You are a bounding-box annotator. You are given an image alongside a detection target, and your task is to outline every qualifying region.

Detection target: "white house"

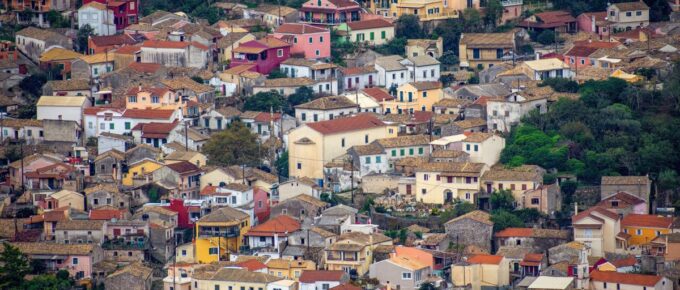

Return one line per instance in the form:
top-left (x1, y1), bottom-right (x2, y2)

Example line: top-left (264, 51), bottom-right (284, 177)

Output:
top-left (202, 184), bottom-right (253, 207)
top-left (37, 96), bottom-right (91, 125)
top-left (375, 55), bottom-right (409, 89)
top-left (299, 271), bottom-right (349, 290)
top-left (340, 66), bottom-right (378, 92)
top-left (343, 91), bottom-right (383, 114)
top-left (401, 55), bottom-right (441, 83)
top-left (279, 58), bottom-right (339, 94)
top-left (83, 107), bottom-right (181, 139)
top-left (77, 2), bottom-right (116, 36)
top-left (275, 177), bottom-right (321, 203)
top-left (15, 27), bottom-right (72, 64)
top-left (294, 95), bottom-right (358, 123)
top-left (461, 132), bottom-right (505, 167)
top-left (140, 40), bottom-right (210, 69)
top-left (486, 93), bottom-right (548, 132)
top-left (348, 143), bottom-right (389, 177)
top-left (200, 107), bottom-right (241, 131)
top-left (98, 132), bottom-right (132, 154)
top-left (240, 111), bottom-right (296, 142)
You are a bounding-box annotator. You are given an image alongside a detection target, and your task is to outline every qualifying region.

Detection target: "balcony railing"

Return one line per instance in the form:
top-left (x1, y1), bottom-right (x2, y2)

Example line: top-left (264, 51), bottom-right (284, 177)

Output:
top-left (327, 254), bottom-right (362, 262)
top-left (198, 229), bottom-right (240, 238)
top-left (574, 234), bottom-right (603, 239)
top-left (102, 237), bottom-right (148, 250)
top-left (299, 17), bottom-right (360, 24)
top-left (501, 0), bottom-right (523, 6)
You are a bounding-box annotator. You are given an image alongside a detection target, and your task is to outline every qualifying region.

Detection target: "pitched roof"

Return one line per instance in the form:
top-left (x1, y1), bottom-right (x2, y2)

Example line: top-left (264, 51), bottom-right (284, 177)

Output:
top-left (198, 207), bottom-right (249, 223)
top-left (90, 34), bottom-right (138, 47)
top-left (165, 161), bottom-right (201, 174)
top-left (299, 270), bottom-right (346, 283)
top-left (350, 143), bottom-right (383, 156)
top-left (122, 109), bottom-right (176, 119)
top-left (132, 121), bottom-right (178, 138)
top-left (162, 77), bottom-right (213, 93)
top-left (16, 27), bottom-right (66, 41)
top-left (460, 33), bottom-right (515, 48)
top-left (408, 81), bottom-right (442, 91)
top-left (590, 270), bottom-right (661, 286)
top-left (287, 194), bottom-right (328, 207)
top-left (445, 210), bottom-right (493, 226)
top-left (142, 40), bottom-right (191, 49)
top-left (481, 165), bottom-right (543, 182)
top-left (89, 208), bottom-right (126, 220)
top-left (362, 87), bottom-right (394, 101)
top-left (572, 206), bottom-right (620, 223)
top-left (347, 18), bottom-right (393, 30)
top-left (598, 191), bottom-right (646, 207)
top-left (467, 254), bottom-right (503, 265)
top-left (523, 58), bottom-right (570, 71)
top-left (246, 215), bottom-right (301, 236)
top-left (236, 259), bottom-right (268, 271)
top-left (199, 268), bottom-right (283, 283)
top-left (376, 134), bottom-right (430, 148)
top-left (452, 117), bottom-right (487, 129)
top-left (296, 96), bottom-right (356, 110)
top-left (406, 55), bottom-right (440, 66)
top-left (612, 1), bottom-right (649, 11)
top-left (621, 214), bottom-right (673, 229)
top-left (107, 262), bottom-right (153, 280)
top-left (495, 228), bottom-right (570, 239)
top-left (40, 47), bottom-right (83, 62)
top-left (262, 77), bottom-right (316, 87)
top-left (565, 45), bottom-right (600, 58)
top-left (46, 79), bottom-right (90, 91)
top-left (340, 66), bottom-right (377, 76)
top-left (306, 113), bottom-right (384, 135)
top-left (276, 23), bottom-right (328, 34)
top-left (389, 255), bottom-right (428, 270)
top-left (601, 175), bottom-right (649, 185)
top-left (9, 242), bottom-right (96, 256)
top-left (56, 219), bottom-right (105, 230)
top-left (37, 96), bottom-right (88, 107)
top-left (330, 284), bottom-right (361, 290)
top-left (127, 62), bottom-right (162, 73)
top-left (415, 162), bottom-right (485, 175)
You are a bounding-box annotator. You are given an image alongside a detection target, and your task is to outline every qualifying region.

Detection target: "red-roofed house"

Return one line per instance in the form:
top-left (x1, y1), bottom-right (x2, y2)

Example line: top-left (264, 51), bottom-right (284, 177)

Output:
top-left (288, 113), bottom-right (393, 180)
top-left (231, 36), bottom-right (292, 74)
top-left (237, 259), bottom-right (268, 273)
top-left (621, 214), bottom-right (674, 246)
top-left (589, 270), bottom-right (671, 290)
top-left (299, 0), bottom-right (362, 26)
top-left (494, 227), bottom-right (570, 252)
top-left (518, 10), bottom-right (577, 33)
top-left (597, 191), bottom-right (647, 215)
top-left (140, 40), bottom-right (209, 69)
top-left (519, 253), bottom-right (545, 277)
top-left (245, 215), bottom-right (301, 250)
top-left (253, 187), bottom-right (271, 223)
top-left (572, 206), bottom-right (621, 257)
top-left (564, 45), bottom-right (600, 68)
top-left (299, 270), bottom-right (349, 290)
top-left (125, 86), bottom-right (182, 111)
top-left (83, 107), bottom-right (180, 139)
top-left (83, 0), bottom-right (140, 31)
top-left (362, 87), bottom-right (394, 102)
top-left (452, 254), bottom-right (510, 289)
top-left (273, 23), bottom-right (330, 59)
top-left (131, 121), bottom-right (180, 148)
top-left (87, 34), bottom-right (139, 54)
top-left (341, 66), bottom-right (377, 91)
top-left (89, 207), bottom-right (127, 220)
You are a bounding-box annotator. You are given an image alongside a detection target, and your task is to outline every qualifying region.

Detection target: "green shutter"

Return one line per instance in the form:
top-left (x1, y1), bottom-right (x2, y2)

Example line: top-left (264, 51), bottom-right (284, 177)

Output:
top-left (381, 31), bottom-right (386, 39)
top-left (125, 122), bottom-right (131, 130)
top-left (409, 148), bottom-right (414, 155)
top-left (400, 149), bottom-right (405, 156)
top-left (109, 123), bottom-right (114, 130)
top-left (370, 32), bottom-right (374, 40)
top-left (391, 150), bottom-right (397, 157)
top-left (418, 147), bottom-right (424, 154)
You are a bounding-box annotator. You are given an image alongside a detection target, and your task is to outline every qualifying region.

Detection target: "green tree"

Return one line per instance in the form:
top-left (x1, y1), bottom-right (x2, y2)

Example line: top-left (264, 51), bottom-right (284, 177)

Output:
top-left (491, 210), bottom-right (523, 231)
top-left (288, 86), bottom-right (317, 111)
top-left (484, 0), bottom-right (504, 27)
top-left (659, 169), bottom-right (679, 193)
top-left (462, 8), bottom-right (483, 32)
top-left (0, 242), bottom-right (30, 289)
top-left (19, 73), bottom-right (47, 99)
top-left (275, 151), bottom-right (289, 178)
top-left (243, 91), bottom-right (287, 112)
top-left (433, 19), bottom-right (463, 52)
top-left (267, 69), bottom-right (287, 79)
top-left (395, 14), bottom-right (424, 39)
top-left (373, 37), bottom-right (408, 56)
top-left (202, 121), bottom-right (260, 167)
top-left (419, 282), bottom-right (437, 290)
top-left (490, 189), bottom-right (515, 211)
top-left (519, 44), bottom-right (534, 55)
top-left (537, 30), bottom-right (557, 45)
top-left (45, 10), bottom-right (69, 28)
top-left (540, 78), bottom-right (579, 93)
top-left (24, 273), bottom-right (73, 290)
top-left (76, 24), bottom-right (95, 54)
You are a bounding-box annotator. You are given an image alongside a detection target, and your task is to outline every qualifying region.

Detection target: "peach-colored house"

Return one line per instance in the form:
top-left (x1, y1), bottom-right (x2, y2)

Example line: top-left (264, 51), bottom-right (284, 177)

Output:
top-left (8, 153), bottom-right (62, 191)
top-left (9, 242), bottom-right (104, 280)
top-left (273, 23), bottom-right (330, 60)
top-left (126, 86), bottom-right (182, 110)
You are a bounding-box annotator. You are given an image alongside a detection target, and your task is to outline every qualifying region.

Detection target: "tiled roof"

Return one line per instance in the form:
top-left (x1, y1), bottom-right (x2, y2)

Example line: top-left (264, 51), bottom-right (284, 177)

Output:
top-left (132, 121), bottom-right (178, 138)
top-left (598, 191), bottom-right (646, 207)
top-left (415, 162), bottom-right (485, 174)
top-left (328, 0), bottom-right (360, 7)
top-left (611, 256), bottom-right (637, 268)
top-left (56, 220), bottom-right (105, 231)
top-left (0, 119), bottom-right (42, 128)
top-left (142, 40), bottom-right (191, 49)
top-left (16, 27), bottom-right (65, 41)
top-left (262, 77), bottom-right (316, 87)
top-left (162, 77), bottom-right (213, 93)
top-left (128, 62), bottom-right (162, 73)
top-left (533, 10), bottom-right (576, 25)
top-left (622, 214), bottom-right (673, 229)
top-left (481, 165), bottom-right (543, 182)
top-left (142, 206), bottom-right (177, 216)
top-left (296, 96), bottom-right (357, 110)
top-left (495, 227), bottom-right (569, 239)
top-left (431, 150), bottom-right (467, 158)
top-left (612, 1), bottom-right (649, 11)
top-left (376, 134), bottom-right (430, 148)
top-left (389, 255), bottom-right (428, 270)
top-left (123, 109), bottom-right (176, 119)
top-left (434, 98), bottom-right (470, 107)
top-left (445, 210), bottom-right (493, 226)
top-left (590, 270), bottom-right (661, 286)
top-left (467, 254), bottom-right (503, 265)
top-left (215, 106), bottom-right (242, 118)
top-left (406, 55), bottom-right (440, 66)
top-left (236, 259), bottom-right (268, 271)
top-left (306, 113), bottom-right (384, 135)
top-left (452, 118), bottom-right (487, 129)
top-left (199, 268), bottom-right (283, 283)
top-left (47, 79), bottom-right (90, 91)
top-left (37, 96), bottom-right (88, 107)
top-left (464, 132), bottom-right (494, 143)
top-left (347, 18), bottom-right (393, 30)
top-left (107, 262), bottom-right (153, 280)
top-left (330, 284), bottom-right (361, 290)
top-left (276, 23), bottom-right (328, 34)
top-left (299, 270), bottom-right (346, 283)
top-left (166, 161), bottom-right (201, 174)
top-left (362, 87), bottom-right (394, 101)
top-left (126, 86), bottom-right (169, 96)
top-left (350, 143), bottom-right (383, 155)
top-left (198, 207), bottom-right (249, 223)
top-left (288, 194), bottom-right (328, 208)
top-left (340, 66), bottom-right (377, 75)
top-left (39, 48), bottom-right (83, 62)
top-left (565, 45), bottom-right (600, 57)
top-left (409, 81), bottom-right (442, 91)
top-left (572, 206), bottom-right (619, 223)
top-left (89, 208), bottom-right (125, 220)
top-left (460, 33), bottom-right (515, 48)
top-left (247, 215), bottom-right (301, 236)
top-left (601, 175), bottom-right (649, 185)
top-left (90, 34), bottom-right (138, 47)
top-left (8, 242), bottom-right (96, 256)
top-left (375, 55), bottom-right (405, 71)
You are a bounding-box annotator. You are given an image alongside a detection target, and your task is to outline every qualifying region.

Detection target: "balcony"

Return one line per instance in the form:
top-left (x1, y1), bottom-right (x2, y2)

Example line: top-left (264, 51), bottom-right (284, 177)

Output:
top-left (574, 234), bottom-right (603, 239)
top-left (102, 237), bottom-right (148, 250)
top-left (299, 17), bottom-right (360, 25)
top-left (501, 0), bottom-right (523, 6)
top-left (198, 227), bottom-right (240, 238)
top-left (327, 253), bottom-right (362, 262)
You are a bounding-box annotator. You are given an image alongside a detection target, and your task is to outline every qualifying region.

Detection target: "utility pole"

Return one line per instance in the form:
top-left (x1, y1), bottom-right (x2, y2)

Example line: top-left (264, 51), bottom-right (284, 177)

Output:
top-left (349, 155), bottom-right (354, 204)
top-left (184, 121), bottom-right (189, 151)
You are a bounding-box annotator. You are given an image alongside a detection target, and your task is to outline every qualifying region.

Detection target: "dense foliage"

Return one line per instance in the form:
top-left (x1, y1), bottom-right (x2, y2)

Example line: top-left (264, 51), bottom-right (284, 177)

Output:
top-left (552, 0), bottom-right (670, 21)
top-left (140, 0), bottom-right (224, 24)
top-left (202, 121), bottom-right (260, 167)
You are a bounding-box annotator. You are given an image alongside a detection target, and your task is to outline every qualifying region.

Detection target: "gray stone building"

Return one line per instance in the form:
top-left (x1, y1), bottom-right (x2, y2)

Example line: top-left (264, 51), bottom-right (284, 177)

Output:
top-left (600, 175), bottom-right (651, 202)
top-left (104, 262), bottom-right (153, 290)
top-left (270, 194), bottom-right (329, 220)
top-left (443, 210), bottom-right (494, 251)
top-left (494, 228), bottom-right (571, 253)
top-left (84, 183), bottom-right (129, 210)
top-left (54, 220), bottom-right (107, 245)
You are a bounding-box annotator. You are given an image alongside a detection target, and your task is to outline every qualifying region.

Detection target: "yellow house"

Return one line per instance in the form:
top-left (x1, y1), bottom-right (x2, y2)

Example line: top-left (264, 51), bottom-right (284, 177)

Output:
top-left (288, 114), bottom-right (396, 181)
top-left (122, 158), bottom-right (164, 186)
top-left (325, 232), bottom-right (393, 276)
top-left (480, 164), bottom-right (545, 200)
top-left (415, 162), bottom-right (487, 204)
top-left (164, 150), bottom-right (207, 168)
top-left (451, 254), bottom-right (510, 290)
top-left (621, 214), bottom-right (673, 246)
top-left (216, 32), bottom-right (257, 62)
top-left (266, 258), bottom-right (316, 280)
top-left (195, 207), bottom-right (251, 264)
top-left (192, 267), bottom-right (284, 290)
top-left (459, 32), bottom-right (515, 69)
top-left (370, 0), bottom-right (470, 21)
top-left (383, 81), bottom-right (443, 114)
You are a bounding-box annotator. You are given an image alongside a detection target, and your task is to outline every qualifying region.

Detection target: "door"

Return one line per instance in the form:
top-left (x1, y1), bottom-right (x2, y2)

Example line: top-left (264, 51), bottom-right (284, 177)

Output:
top-left (406, 184), bottom-right (412, 195)
top-left (486, 184), bottom-right (492, 193)
top-left (347, 78), bottom-right (352, 90)
top-left (368, 75), bottom-right (373, 86)
top-left (113, 228), bottom-right (121, 237)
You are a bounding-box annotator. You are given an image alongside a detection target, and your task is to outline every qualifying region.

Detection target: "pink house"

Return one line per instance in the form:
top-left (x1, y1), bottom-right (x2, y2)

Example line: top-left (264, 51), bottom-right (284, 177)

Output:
top-left (231, 36), bottom-right (292, 75)
top-left (577, 12), bottom-right (610, 38)
top-left (11, 242), bottom-right (104, 280)
top-left (274, 23), bottom-right (331, 60)
top-left (299, 0), bottom-right (362, 26)
top-left (253, 187), bottom-right (271, 223)
top-left (563, 45), bottom-right (599, 68)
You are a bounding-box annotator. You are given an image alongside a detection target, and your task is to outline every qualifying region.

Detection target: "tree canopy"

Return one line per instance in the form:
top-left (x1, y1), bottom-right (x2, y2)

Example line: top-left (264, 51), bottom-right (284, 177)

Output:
top-left (202, 121), bottom-right (260, 167)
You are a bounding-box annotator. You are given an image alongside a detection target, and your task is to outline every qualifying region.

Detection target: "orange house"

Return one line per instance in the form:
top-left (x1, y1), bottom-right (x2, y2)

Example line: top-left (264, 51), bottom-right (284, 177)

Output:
top-left (621, 214), bottom-right (673, 246)
top-left (393, 245), bottom-right (452, 277)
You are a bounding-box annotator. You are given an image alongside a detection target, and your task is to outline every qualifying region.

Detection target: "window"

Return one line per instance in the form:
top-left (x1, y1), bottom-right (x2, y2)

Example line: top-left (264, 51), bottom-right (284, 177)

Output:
top-left (181, 250), bottom-right (187, 256)
top-left (370, 32), bottom-right (375, 40)
top-left (297, 163), bottom-right (301, 170)
top-left (421, 188), bottom-right (427, 194)
top-left (636, 11), bottom-right (642, 16)
top-left (381, 31), bottom-right (386, 39)
top-left (215, 286), bottom-right (220, 290)
top-left (128, 95), bottom-right (137, 103)
top-left (473, 48), bottom-right (480, 59)
top-left (423, 91), bottom-right (428, 98)
top-left (424, 174), bottom-right (429, 181)
top-left (319, 36), bottom-right (324, 43)
top-left (341, 138), bottom-right (345, 147)
top-left (301, 113), bottom-right (306, 121)
top-left (496, 49), bottom-right (503, 59)
top-left (418, 147), bottom-right (423, 154)
top-left (309, 37), bottom-right (313, 44)
top-left (100, 123), bottom-right (105, 130)
top-left (402, 272), bottom-right (412, 279)
top-left (125, 122), bottom-right (131, 130)
top-left (409, 148), bottom-right (414, 155)
top-left (365, 134), bottom-right (369, 143)
top-left (72, 257), bottom-right (79, 264)
top-left (626, 11), bottom-right (632, 17)
top-left (522, 184), bottom-right (527, 190)
top-left (391, 150), bottom-right (396, 157)
top-left (466, 144), bottom-right (470, 151)
top-left (277, 49), bottom-right (283, 57)
top-left (109, 123), bottom-right (114, 130)
top-left (400, 149), bottom-right (405, 156)
top-left (365, 157), bottom-right (371, 164)
top-left (316, 50), bottom-right (320, 56)
top-left (152, 95), bottom-right (160, 103)
top-left (209, 247), bottom-right (218, 255)
top-left (531, 198), bottom-right (539, 205)
top-left (376, 156), bottom-right (381, 163)
top-left (636, 229), bottom-right (642, 235)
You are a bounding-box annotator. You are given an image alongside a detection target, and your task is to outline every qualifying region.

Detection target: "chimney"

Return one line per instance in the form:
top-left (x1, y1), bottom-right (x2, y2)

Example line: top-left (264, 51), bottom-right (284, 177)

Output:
top-left (535, 52), bottom-right (540, 60)
top-left (574, 202), bottom-right (578, 215)
top-left (591, 15), bottom-right (596, 33)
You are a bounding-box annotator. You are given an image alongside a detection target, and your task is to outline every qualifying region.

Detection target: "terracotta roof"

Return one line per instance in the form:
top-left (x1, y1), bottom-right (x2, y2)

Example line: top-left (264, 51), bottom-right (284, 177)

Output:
top-left (467, 254), bottom-right (503, 265)
top-left (408, 81), bottom-right (442, 91)
top-left (452, 118), bottom-right (487, 129)
top-left (162, 77), bottom-right (213, 93)
top-left (128, 62), bottom-right (162, 73)
top-left (434, 98), bottom-right (470, 108)
top-left (601, 176), bottom-right (649, 185)
top-left (327, 0), bottom-right (360, 7)
top-left (340, 66), bottom-right (377, 75)
top-left (530, 10), bottom-right (576, 25)
top-left (126, 86), bottom-right (169, 96)
top-left (246, 215), bottom-right (301, 237)
top-left (389, 255), bottom-right (428, 270)
top-left (415, 162), bottom-right (485, 175)
top-left (296, 96), bottom-right (356, 110)
top-left (123, 109), bottom-right (176, 119)
top-left (598, 191), bottom-right (646, 207)
top-left (107, 262), bottom-right (153, 280)
top-left (362, 87), bottom-right (394, 101)
top-left (347, 18), bottom-right (393, 30)
top-left (330, 283), bottom-right (360, 290)
top-left (572, 206), bottom-right (620, 223)
top-left (56, 219), bottom-right (105, 231)
top-left (376, 135), bottom-right (430, 148)
top-left (166, 161), bottom-right (201, 174)
top-left (276, 23), bottom-right (328, 34)
top-left (565, 45), bottom-right (600, 57)
top-left (622, 214), bottom-right (673, 229)
top-left (262, 77), bottom-right (315, 87)
top-left (482, 165), bottom-right (543, 182)
top-left (236, 259), bottom-right (268, 271)
top-left (142, 40), bottom-right (191, 49)
top-left (9, 242), bottom-right (96, 256)
top-left (460, 33), bottom-right (515, 48)
top-left (299, 270), bottom-right (346, 283)
top-left (520, 253), bottom-right (544, 266)
top-left (40, 48), bottom-right (83, 62)
top-left (287, 194), bottom-right (328, 208)
top-left (612, 1), bottom-right (649, 11)
top-left (306, 113), bottom-right (384, 135)
top-left (16, 27), bottom-right (66, 41)
top-left (198, 268), bottom-right (283, 283)
top-left (132, 121), bottom-right (178, 138)
top-left (495, 227), bottom-right (569, 239)
top-left (464, 132), bottom-right (495, 143)
top-left (495, 227), bottom-right (534, 238)
top-left (431, 150), bottom-right (467, 158)
top-left (198, 207), bottom-right (249, 223)
top-left (350, 143), bottom-right (383, 156)
top-left (445, 210), bottom-right (493, 226)
top-left (90, 34), bottom-right (138, 47)
top-left (0, 119), bottom-right (42, 128)
top-left (89, 208), bottom-right (125, 220)
top-left (611, 256), bottom-right (637, 268)
top-left (590, 270), bottom-right (661, 286)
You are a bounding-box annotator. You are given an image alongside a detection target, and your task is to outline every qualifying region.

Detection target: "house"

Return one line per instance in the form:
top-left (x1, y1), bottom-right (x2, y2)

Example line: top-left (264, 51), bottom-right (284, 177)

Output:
top-left (39, 47), bottom-right (83, 79)
top-left (563, 45), bottom-right (601, 69)
top-left (459, 33), bottom-right (515, 70)
top-left (276, 177), bottom-right (322, 203)
top-left (415, 162), bottom-right (487, 204)
top-left (494, 227), bottom-right (571, 252)
top-left (243, 4), bottom-right (299, 28)
top-left (589, 270), bottom-right (672, 290)
top-left (55, 219), bottom-right (106, 245)
top-left (87, 34), bottom-right (139, 55)
top-left (451, 254), bottom-right (510, 290)
top-left (526, 276), bottom-right (575, 290)
top-left (7, 242), bottom-right (104, 280)
top-left (161, 77), bottom-right (215, 105)
top-left (43, 189), bottom-right (86, 212)
top-left (369, 256), bottom-right (431, 290)
top-left (406, 38), bottom-right (444, 59)
top-left (41, 79), bottom-right (91, 97)
top-left (8, 153), bottom-right (63, 190)
top-left (217, 32), bottom-right (257, 63)
top-left (78, 2), bottom-right (116, 36)
top-left (84, 183), bottom-right (129, 210)
top-left (191, 268), bottom-right (284, 290)
top-left (288, 113), bottom-right (395, 180)
top-left (123, 158), bottom-right (163, 186)
top-left (252, 77), bottom-right (322, 96)
top-left (85, 108), bottom-right (180, 140)
top-left (383, 81), bottom-right (443, 114)
top-left (340, 18), bottom-right (395, 46)
top-left (375, 55), bottom-right (409, 89)
top-left (3, 0), bottom-right (71, 27)
top-left (94, 149), bottom-right (125, 181)
top-left (104, 262), bottom-right (153, 290)
top-left (496, 58), bottom-right (574, 82)
top-left (649, 233), bottom-right (680, 262)
top-left (600, 175), bottom-right (651, 202)
top-left (481, 164), bottom-right (544, 200)
top-left (130, 121), bottom-right (180, 148)
top-left (444, 210), bottom-right (494, 251)
top-left (240, 111), bottom-right (296, 142)
top-left (340, 66), bottom-right (378, 92)
top-left (596, 191), bottom-right (647, 215)
top-left (295, 96), bottom-right (358, 123)
top-left (0, 119), bottom-right (44, 143)
top-left (446, 83), bottom-right (512, 102)
top-left (231, 36), bottom-right (292, 75)
top-left (459, 132), bottom-right (505, 167)
top-left (152, 161), bottom-right (203, 199)
top-left (266, 258), bottom-right (316, 280)
top-left (273, 23), bottom-right (330, 59)
top-left (15, 27), bottom-right (72, 63)
top-left (194, 207), bottom-right (251, 263)
top-left (393, 245), bottom-right (452, 278)
top-left (71, 52), bottom-right (115, 80)
top-left (299, 270), bottom-right (349, 290)
top-left (98, 132), bottom-right (132, 154)
top-left (200, 107), bottom-right (241, 130)
top-left (518, 10), bottom-right (577, 33)
top-left (572, 206), bottom-right (621, 257)
top-left (433, 98), bottom-right (469, 115)
top-left (325, 232), bottom-right (393, 275)
top-left (375, 134), bottom-right (430, 166)
top-left (245, 214), bottom-right (301, 250)
top-left (200, 183), bottom-right (253, 208)
top-left (83, 0), bottom-right (140, 31)
top-left (124, 86), bottom-right (178, 110)
top-left (165, 150), bottom-right (206, 168)
top-left (214, 65), bottom-right (262, 97)
top-left (521, 183), bottom-right (562, 215)
top-left (271, 194), bottom-right (328, 219)
top-left (620, 214), bottom-right (674, 247)
top-left (402, 55), bottom-right (441, 83)
top-left (606, 1), bottom-right (650, 31)
top-left (347, 143), bottom-right (389, 176)
top-left (140, 40), bottom-right (210, 69)
top-left (368, 0), bottom-right (469, 22)
top-left (344, 88), bottom-right (390, 114)
top-left (298, 0), bottom-right (362, 26)
top-left (577, 12), bottom-right (610, 37)
top-left (37, 96), bottom-right (90, 125)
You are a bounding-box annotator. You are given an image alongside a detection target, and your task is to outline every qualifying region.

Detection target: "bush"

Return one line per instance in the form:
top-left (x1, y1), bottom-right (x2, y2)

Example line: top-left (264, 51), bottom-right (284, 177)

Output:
top-left (537, 30), bottom-right (557, 45)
